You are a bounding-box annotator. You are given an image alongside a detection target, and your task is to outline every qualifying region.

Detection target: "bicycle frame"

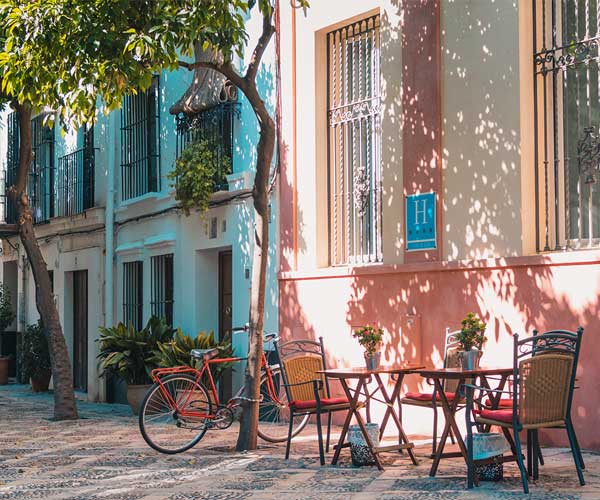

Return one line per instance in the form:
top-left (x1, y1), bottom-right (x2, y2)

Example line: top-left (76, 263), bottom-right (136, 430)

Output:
top-left (149, 350), bottom-right (284, 422)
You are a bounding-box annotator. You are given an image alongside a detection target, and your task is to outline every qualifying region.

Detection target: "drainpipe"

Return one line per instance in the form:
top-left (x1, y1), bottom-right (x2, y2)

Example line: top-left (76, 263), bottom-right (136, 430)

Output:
top-left (104, 112), bottom-right (116, 330)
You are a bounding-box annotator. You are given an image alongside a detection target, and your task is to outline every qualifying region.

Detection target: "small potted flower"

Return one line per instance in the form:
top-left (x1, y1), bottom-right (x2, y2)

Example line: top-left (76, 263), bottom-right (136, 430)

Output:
top-left (456, 312), bottom-right (487, 370)
top-left (353, 326), bottom-right (384, 370)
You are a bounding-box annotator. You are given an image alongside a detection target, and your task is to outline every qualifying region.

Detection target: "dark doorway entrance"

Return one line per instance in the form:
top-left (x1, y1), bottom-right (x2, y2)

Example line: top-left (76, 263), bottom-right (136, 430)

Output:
top-left (73, 270), bottom-right (88, 392)
top-left (218, 250), bottom-right (232, 403)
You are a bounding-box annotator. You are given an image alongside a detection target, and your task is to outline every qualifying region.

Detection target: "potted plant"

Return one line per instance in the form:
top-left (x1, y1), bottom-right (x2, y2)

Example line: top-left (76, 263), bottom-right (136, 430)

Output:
top-left (353, 326), bottom-right (384, 370)
top-left (97, 316), bottom-right (174, 414)
top-left (149, 327), bottom-right (234, 405)
top-left (20, 321), bottom-right (52, 392)
top-left (456, 312), bottom-right (487, 370)
top-left (0, 284), bottom-right (16, 385)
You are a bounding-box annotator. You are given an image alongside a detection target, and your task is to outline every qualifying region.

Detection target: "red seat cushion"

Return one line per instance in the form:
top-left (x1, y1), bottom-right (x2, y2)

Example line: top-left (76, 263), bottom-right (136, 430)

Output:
top-left (404, 391), bottom-right (458, 402)
top-left (484, 397), bottom-right (514, 408)
top-left (291, 397), bottom-right (349, 410)
top-left (476, 409), bottom-right (514, 423)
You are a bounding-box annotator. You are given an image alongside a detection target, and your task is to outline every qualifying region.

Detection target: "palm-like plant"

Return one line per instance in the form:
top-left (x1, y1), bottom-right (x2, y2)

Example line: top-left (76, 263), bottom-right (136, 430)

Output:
top-left (149, 328), bottom-right (234, 383)
top-left (97, 317), bottom-right (174, 385)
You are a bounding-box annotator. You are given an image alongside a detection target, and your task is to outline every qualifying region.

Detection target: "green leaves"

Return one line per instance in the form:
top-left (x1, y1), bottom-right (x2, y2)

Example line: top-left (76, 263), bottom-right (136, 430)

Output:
top-left (19, 320), bottom-right (51, 380)
top-left (353, 326), bottom-right (384, 356)
top-left (97, 316), bottom-right (175, 385)
top-left (457, 312), bottom-right (487, 351)
top-left (167, 138), bottom-right (232, 215)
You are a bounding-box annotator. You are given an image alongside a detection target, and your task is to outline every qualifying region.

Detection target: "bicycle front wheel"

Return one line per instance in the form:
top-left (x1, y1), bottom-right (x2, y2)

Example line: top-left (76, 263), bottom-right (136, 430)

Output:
top-left (139, 374), bottom-right (212, 454)
top-left (257, 367), bottom-right (309, 443)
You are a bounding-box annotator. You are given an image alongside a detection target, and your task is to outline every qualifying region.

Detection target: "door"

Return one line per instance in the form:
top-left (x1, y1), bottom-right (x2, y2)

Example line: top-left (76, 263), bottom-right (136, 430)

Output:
top-left (73, 270), bottom-right (88, 392)
top-left (218, 251), bottom-right (233, 402)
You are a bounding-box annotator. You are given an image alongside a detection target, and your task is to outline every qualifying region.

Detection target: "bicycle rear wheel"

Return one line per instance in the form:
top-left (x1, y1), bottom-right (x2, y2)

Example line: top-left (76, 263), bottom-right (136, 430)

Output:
top-left (257, 367), bottom-right (309, 443)
top-left (139, 374), bottom-right (212, 454)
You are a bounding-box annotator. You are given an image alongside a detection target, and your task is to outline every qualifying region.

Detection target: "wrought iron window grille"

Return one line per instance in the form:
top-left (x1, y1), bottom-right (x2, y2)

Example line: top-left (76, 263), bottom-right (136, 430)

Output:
top-left (150, 254), bottom-right (174, 327)
top-left (123, 261), bottom-right (143, 331)
top-left (120, 75), bottom-right (161, 201)
top-left (175, 100), bottom-right (239, 192)
top-left (533, 0), bottom-right (600, 251)
top-left (327, 14), bottom-right (383, 266)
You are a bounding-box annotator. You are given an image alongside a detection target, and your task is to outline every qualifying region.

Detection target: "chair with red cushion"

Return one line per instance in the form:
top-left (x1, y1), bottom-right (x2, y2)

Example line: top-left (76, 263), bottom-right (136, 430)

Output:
top-left (464, 328), bottom-right (585, 494)
top-left (274, 336), bottom-right (360, 465)
top-left (400, 328), bottom-right (463, 456)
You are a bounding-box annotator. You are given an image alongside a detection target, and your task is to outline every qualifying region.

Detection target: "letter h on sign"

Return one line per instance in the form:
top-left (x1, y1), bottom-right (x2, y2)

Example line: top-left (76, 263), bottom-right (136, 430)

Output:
top-left (406, 192), bottom-right (436, 251)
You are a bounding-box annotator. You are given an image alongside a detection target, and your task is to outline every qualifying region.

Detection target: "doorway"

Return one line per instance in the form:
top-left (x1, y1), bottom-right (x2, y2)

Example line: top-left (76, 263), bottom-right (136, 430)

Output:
top-left (218, 250), bottom-right (232, 402)
top-left (72, 270), bottom-right (88, 392)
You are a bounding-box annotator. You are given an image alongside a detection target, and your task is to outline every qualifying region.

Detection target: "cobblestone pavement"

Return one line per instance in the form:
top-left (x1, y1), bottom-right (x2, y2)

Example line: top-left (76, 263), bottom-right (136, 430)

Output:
top-left (0, 385), bottom-right (598, 499)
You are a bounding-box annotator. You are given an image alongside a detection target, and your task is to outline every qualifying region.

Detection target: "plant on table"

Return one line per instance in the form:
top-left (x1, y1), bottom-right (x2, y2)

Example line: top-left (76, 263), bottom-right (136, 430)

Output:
top-left (20, 320), bottom-right (52, 391)
top-left (353, 326), bottom-right (384, 369)
top-left (456, 313), bottom-right (487, 351)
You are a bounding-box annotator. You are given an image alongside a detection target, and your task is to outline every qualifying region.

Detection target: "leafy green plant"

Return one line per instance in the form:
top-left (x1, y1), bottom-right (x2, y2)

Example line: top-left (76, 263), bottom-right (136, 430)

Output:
top-left (149, 328), bottom-right (234, 383)
top-left (353, 326), bottom-right (384, 356)
top-left (20, 321), bottom-right (51, 380)
top-left (167, 138), bottom-right (232, 215)
top-left (97, 316), bottom-right (174, 385)
top-left (0, 283), bottom-right (15, 333)
top-left (456, 312), bottom-right (487, 351)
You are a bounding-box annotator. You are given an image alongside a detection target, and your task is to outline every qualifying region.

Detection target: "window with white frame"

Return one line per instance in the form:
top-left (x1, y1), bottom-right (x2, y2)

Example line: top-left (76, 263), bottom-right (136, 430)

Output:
top-left (327, 14), bottom-right (382, 265)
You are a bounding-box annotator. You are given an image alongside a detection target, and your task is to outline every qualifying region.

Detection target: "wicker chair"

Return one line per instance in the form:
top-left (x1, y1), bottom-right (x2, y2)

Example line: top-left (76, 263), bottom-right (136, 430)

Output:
top-left (400, 328), bottom-right (462, 456)
top-left (465, 328), bottom-right (584, 493)
top-left (274, 337), bottom-right (358, 465)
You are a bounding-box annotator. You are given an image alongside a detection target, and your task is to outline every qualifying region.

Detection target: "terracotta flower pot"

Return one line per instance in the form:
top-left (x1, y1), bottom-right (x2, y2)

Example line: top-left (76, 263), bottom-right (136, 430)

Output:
top-left (0, 356), bottom-right (9, 385)
top-left (127, 384), bottom-right (152, 415)
top-left (31, 371), bottom-right (52, 392)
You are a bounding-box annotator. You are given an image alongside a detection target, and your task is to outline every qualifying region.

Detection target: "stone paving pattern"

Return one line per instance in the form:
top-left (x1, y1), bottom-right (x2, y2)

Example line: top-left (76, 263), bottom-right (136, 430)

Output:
top-left (0, 385), bottom-right (598, 499)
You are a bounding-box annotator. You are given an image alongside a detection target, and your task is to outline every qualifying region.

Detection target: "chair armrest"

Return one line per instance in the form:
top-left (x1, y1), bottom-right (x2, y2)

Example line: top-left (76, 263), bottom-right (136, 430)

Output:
top-left (284, 379), bottom-right (323, 390)
top-left (462, 383), bottom-right (513, 395)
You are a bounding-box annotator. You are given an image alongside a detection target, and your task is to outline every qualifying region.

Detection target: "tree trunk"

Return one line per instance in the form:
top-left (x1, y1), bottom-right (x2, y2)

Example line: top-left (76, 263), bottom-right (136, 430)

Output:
top-left (236, 95), bottom-right (276, 451)
top-left (10, 104), bottom-right (78, 420)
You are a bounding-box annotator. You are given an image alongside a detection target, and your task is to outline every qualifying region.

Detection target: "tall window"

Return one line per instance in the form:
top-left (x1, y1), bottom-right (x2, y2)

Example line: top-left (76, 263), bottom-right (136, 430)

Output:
top-left (327, 15), bottom-right (382, 265)
top-left (534, 0), bottom-right (600, 250)
top-left (150, 254), bottom-right (174, 326)
top-left (120, 76), bottom-right (160, 200)
top-left (3, 112), bottom-right (19, 224)
top-left (31, 115), bottom-right (55, 222)
top-left (56, 126), bottom-right (95, 217)
top-left (123, 261), bottom-right (143, 330)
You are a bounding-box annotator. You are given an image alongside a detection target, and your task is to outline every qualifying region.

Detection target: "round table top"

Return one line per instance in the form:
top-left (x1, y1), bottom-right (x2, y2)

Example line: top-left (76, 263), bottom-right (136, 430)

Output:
top-left (318, 364), bottom-right (425, 378)
top-left (415, 366), bottom-right (513, 379)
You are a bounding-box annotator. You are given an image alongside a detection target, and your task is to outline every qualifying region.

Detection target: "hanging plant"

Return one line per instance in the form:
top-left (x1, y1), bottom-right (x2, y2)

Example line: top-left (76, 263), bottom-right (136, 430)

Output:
top-left (167, 138), bottom-right (232, 215)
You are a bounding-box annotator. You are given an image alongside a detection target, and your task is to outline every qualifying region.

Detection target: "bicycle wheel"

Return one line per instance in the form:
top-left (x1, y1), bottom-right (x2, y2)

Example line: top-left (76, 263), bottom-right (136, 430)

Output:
top-left (139, 374), bottom-right (212, 454)
top-left (257, 367), bottom-right (309, 443)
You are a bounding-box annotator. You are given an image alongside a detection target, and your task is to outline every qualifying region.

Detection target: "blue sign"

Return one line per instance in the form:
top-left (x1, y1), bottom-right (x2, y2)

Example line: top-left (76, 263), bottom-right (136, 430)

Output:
top-left (406, 192), bottom-right (436, 251)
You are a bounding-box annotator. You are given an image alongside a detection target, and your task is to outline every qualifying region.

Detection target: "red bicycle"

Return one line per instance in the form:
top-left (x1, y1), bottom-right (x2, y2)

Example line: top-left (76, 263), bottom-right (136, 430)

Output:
top-left (138, 329), bottom-right (309, 454)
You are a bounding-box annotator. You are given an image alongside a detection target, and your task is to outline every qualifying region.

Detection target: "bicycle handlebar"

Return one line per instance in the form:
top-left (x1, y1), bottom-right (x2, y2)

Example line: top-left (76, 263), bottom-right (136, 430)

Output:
top-left (232, 325), bottom-right (279, 342)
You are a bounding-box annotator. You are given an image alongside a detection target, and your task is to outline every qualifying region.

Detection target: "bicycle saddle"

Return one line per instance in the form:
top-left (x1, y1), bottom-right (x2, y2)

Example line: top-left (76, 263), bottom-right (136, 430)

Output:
top-left (190, 348), bottom-right (219, 360)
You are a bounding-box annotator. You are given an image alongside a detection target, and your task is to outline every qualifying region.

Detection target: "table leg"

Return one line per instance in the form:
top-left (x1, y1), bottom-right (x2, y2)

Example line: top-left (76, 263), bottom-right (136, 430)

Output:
top-left (331, 378), bottom-right (364, 466)
top-left (429, 378), bottom-right (468, 477)
top-left (374, 373), bottom-right (418, 466)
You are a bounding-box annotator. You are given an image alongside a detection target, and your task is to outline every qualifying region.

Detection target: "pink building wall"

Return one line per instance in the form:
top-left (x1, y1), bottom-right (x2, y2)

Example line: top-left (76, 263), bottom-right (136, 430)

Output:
top-left (279, 252), bottom-right (600, 449)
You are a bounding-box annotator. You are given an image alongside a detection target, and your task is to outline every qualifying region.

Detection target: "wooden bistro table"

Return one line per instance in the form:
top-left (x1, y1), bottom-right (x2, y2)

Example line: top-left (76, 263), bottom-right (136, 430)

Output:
top-left (319, 364), bottom-right (424, 471)
top-left (415, 367), bottom-right (513, 478)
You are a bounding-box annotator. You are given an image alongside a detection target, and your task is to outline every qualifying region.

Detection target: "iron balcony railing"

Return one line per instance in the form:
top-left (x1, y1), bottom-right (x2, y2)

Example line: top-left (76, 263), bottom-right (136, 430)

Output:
top-left (175, 101), bottom-right (239, 192)
top-left (55, 146), bottom-right (96, 217)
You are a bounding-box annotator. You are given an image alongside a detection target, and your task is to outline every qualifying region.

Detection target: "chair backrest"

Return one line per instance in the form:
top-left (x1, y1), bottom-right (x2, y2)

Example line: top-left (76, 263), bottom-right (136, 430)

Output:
top-left (274, 337), bottom-right (328, 403)
top-left (513, 328), bottom-right (583, 428)
top-left (443, 328), bottom-right (462, 393)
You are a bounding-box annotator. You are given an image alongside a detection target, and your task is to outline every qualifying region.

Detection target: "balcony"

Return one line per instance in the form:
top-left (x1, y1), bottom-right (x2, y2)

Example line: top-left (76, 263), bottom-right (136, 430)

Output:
top-left (175, 102), bottom-right (239, 192)
top-left (55, 146), bottom-right (95, 218)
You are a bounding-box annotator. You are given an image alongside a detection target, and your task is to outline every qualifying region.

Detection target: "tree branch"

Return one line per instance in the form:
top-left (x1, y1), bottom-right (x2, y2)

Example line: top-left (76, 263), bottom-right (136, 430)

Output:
top-left (245, 9), bottom-right (275, 83)
top-left (177, 59), bottom-right (247, 95)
